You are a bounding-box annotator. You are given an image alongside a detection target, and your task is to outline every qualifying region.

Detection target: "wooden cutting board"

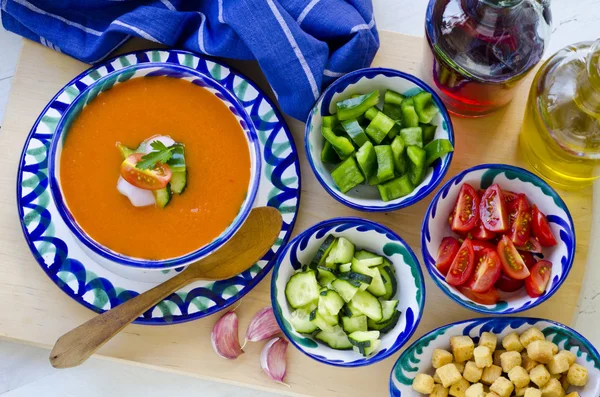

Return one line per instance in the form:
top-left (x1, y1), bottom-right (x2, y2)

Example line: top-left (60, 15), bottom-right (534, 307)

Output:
top-left (0, 31), bottom-right (593, 397)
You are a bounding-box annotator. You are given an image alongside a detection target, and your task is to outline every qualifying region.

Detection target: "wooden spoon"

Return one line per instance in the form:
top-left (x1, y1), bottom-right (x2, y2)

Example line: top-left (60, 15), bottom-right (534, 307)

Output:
top-left (50, 206), bottom-right (282, 369)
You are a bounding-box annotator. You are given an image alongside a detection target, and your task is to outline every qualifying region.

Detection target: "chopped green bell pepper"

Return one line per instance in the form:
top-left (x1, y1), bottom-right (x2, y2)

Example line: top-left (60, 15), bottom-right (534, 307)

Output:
top-left (383, 103), bottom-right (402, 122)
top-left (322, 114), bottom-right (338, 128)
top-left (377, 175), bottom-right (414, 202)
top-left (322, 126), bottom-right (355, 159)
top-left (356, 141), bottom-right (378, 185)
top-left (407, 145), bottom-right (427, 186)
top-left (384, 90), bottom-right (405, 106)
top-left (391, 136), bottom-right (407, 175)
top-left (331, 156), bottom-right (365, 193)
top-left (341, 119), bottom-right (369, 147)
top-left (365, 110), bottom-right (395, 144)
top-left (413, 91), bottom-right (439, 124)
top-left (374, 145), bottom-right (395, 184)
top-left (336, 90), bottom-right (380, 121)
top-left (400, 127), bottom-right (423, 148)
top-left (424, 139), bottom-right (454, 166)
top-left (401, 98), bottom-right (419, 128)
top-left (420, 123), bottom-right (437, 145)
top-left (321, 141), bottom-right (341, 164)
top-left (364, 106), bottom-right (379, 121)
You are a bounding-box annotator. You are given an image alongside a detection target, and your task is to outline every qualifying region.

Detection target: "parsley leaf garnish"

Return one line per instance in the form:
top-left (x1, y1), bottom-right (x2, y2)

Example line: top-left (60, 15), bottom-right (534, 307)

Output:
top-left (135, 141), bottom-right (174, 170)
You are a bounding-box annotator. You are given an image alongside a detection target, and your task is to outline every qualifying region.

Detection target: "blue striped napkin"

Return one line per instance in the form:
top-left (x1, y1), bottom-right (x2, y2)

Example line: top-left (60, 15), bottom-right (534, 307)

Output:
top-left (1, 0), bottom-right (379, 120)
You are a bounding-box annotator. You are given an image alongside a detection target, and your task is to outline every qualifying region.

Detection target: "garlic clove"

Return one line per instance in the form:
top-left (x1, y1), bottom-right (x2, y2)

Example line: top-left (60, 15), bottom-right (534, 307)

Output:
top-left (211, 311), bottom-right (244, 359)
top-left (244, 307), bottom-right (280, 347)
top-left (260, 337), bottom-right (289, 385)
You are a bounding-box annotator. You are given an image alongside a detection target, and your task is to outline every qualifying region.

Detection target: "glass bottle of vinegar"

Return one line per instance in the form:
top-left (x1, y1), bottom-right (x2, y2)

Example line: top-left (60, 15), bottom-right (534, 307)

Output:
top-left (520, 40), bottom-right (600, 188)
top-left (424, 0), bottom-right (552, 117)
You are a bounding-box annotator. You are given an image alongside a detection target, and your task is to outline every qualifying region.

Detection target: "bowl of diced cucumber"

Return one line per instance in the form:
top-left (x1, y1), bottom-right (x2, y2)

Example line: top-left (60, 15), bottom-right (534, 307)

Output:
top-left (305, 67), bottom-right (455, 212)
top-left (271, 217), bottom-right (426, 367)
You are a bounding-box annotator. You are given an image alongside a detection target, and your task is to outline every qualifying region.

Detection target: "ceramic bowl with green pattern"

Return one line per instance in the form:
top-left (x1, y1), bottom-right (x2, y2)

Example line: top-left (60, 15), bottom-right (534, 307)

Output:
top-left (271, 217), bottom-right (426, 367)
top-left (390, 317), bottom-right (600, 396)
top-left (421, 164), bottom-right (575, 314)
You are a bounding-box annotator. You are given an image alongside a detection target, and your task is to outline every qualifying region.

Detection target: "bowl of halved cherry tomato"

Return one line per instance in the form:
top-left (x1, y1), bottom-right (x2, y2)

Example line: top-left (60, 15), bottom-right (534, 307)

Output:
top-left (421, 164), bottom-right (575, 314)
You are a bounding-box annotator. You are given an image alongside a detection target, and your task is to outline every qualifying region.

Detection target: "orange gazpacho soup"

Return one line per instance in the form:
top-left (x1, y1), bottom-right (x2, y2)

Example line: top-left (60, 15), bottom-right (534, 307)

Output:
top-left (60, 76), bottom-right (251, 260)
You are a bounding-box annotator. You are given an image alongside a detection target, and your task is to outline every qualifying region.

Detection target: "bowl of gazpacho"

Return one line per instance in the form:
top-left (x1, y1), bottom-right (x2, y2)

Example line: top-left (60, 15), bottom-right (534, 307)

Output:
top-left (48, 64), bottom-right (261, 270)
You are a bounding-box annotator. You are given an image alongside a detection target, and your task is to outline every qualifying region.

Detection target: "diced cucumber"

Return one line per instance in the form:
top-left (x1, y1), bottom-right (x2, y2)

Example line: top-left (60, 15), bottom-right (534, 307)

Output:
top-left (363, 339), bottom-right (382, 356)
top-left (345, 271), bottom-right (373, 286)
top-left (334, 237), bottom-right (355, 264)
top-left (366, 267), bottom-right (387, 297)
top-left (318, 289), bottom-right (345, 316)
top-left (378, 260), bottom-right (397, 300)
top-left (331, 279), bottom-right (359, 303)
top-left (309, 235), bottom-right (336, 270)
top-left (316, 265), bottom-right (338, 287)
top-left (348, 330), bottom-right (380, 355)
top-left (170, 171), bottom-right (187, 194)
top-left (342, 315), bottom-right (368, 333)
top-left (117, 143), bottom-right (135, 159)
top-left (167, 144), bottom-right (186, 173)
top-left (358, 257), bottom-right (383, 267)
top-left (349, 290), bottom-right (383, 322)
top-left (285, 271), bottom-right (320, 309)
top-left (347, 299), bottom-right (365, 317)
top-left (339, 263), bottom-right (352, 273)
top-left (289, 308), bottom-right (318, 333)
top-left (354, 250), bottom-right (380, 260)
top-left (310, 310), bottom-right (335, 332)
top-left (380, 300), bottom-right (399, 321)
top-left (153, 187), bottom-right (171, 208)
top-left (367, 310), bottom-right (401, 334)
top-left (325, 238), bottom-right (339, 267)
top-left (350, 258), bottom-right (375, 290)
top-left (315, 325), bottom-right (353, 350)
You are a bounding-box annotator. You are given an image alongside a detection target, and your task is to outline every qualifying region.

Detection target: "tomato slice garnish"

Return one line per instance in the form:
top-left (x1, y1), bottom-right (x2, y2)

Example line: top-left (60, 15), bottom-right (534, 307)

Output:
top-left (451, 184), bottom-right (480, 233)
top-left (519, 251), bottom-right (537, 269)
top-left (445, 238), bottom-right (475, 286)
top-left (470, 221), bottom-right (496, 240)
top-left (508, 196), bottom-right (532, 246)
top-left (468, 248), bottom-right (502, 292)
top-left (516, 237), bottom-right (543, 254)
top-left (495, 273), bottom-right (524, 292)
top-left (448, 208), bottom-right (456, 229)
top-left (497, 235), bottom-right (530, 280)
top-left (436, 237), bottom-right (460, 275)
top-left (531, 205), bottom-right (557, 247)
top-left (458, 285), bottom-right (501, 305)
top-left (503, 190), bottom-right (520, 205)
top-left (471, 240), bottom-right (496, 253)
top-left (525, 260), bottom-right (552, 298)
top-left (479, 184), bottom-right (509, 232)
top-left (120, 153), bottom-right (172, 190)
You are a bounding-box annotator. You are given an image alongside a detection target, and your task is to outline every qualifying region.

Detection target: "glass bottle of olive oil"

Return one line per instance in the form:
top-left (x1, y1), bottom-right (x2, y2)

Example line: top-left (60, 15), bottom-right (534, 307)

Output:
top-left (520, 40), bottom-right (600, 189)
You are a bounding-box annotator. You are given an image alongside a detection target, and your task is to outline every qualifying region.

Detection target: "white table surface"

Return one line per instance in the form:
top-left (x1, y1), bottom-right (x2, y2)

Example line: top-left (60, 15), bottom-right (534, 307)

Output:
top-left (1, 1), bottom-right (599, 396)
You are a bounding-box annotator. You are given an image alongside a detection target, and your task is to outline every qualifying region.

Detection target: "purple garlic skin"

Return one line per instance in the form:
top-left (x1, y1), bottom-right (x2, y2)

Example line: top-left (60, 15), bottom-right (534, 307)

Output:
top-left (261, 337), bottom-right (288, 384)
top-left (211, 311), bottom-right (244, 359)
top-left (246, 307), bottom-right (280, 344)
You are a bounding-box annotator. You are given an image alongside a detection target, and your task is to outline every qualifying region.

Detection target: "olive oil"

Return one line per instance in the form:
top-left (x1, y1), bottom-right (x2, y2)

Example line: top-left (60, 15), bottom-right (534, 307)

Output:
top-left (520, 41), bottom-right (600, 188)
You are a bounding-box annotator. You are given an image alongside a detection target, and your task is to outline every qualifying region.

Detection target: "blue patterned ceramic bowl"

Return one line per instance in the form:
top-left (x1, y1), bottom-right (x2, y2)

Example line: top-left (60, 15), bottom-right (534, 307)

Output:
top-left (305, 68), bottom-right (454, 212)
top-left (271, 217), bottom-right (426, 367)
top-left (390, 317), bottom-right (600, 396)
top-left (422, 164), bottom-right (576, 314)
top-left (48, 63), bottom-right (261, 270)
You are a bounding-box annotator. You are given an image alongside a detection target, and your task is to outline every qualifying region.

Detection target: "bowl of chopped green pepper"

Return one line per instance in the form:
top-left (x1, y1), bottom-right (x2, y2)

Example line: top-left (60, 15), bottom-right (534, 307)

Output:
top-left (305, 68), bottom-right (455, 212)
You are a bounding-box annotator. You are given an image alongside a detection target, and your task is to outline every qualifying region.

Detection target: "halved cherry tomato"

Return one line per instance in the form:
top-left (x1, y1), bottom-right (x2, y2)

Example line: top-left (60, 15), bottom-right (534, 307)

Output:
top-left (503, 190), bottom-right (520, 205)
top-left (446, 239), bottom-right (475, 286)
top-left (436, 237), bottom-right (460, 275)
top-left (531, 205), bottom-right (557, 247)
top-left (525, 260), bottom-right (552, 298)
top-left (471, 240), bottom-right (496, 253)
top-left (458, 285), bottom-right (501, 305)
top-left (468, 248), bottom-right (502, 292)
top-left (519, 251), bottom-right (537, 269)
top-left (120, 153), bottom-right (172, 190)
top-left (495, 273), bottom-right (524, 292)
top-left (516, 237), bottom-right (543, 254)
top-left (448, 208), bottom-right (456, 229)
top-left (497, 235), bottom-right (530, 280)
top-left (471, 221), bottom-right (496, 241)
top-left (479, 184), bottom-right (509, 232)
top-left (451, 184), bottom-right (480, 233)
top-left (508, 196), bottom-right (532, 246)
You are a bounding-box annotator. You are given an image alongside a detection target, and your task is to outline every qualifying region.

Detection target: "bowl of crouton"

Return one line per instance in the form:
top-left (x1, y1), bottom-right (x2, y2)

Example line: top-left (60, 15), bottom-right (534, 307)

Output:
top-left (390, 317), bottom-right (599, 397)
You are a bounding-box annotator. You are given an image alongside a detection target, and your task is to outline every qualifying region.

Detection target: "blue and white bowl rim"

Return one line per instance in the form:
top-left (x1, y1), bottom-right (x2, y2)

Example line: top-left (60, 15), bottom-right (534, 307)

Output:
top-left (420, 163), bottom-right (577, 314)
top-left (46, 61), bottom-right (262, 269)
top-left (270, 216), bottom-right (426, 367)
top-left (304, 67), bottom-right (455, 212)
